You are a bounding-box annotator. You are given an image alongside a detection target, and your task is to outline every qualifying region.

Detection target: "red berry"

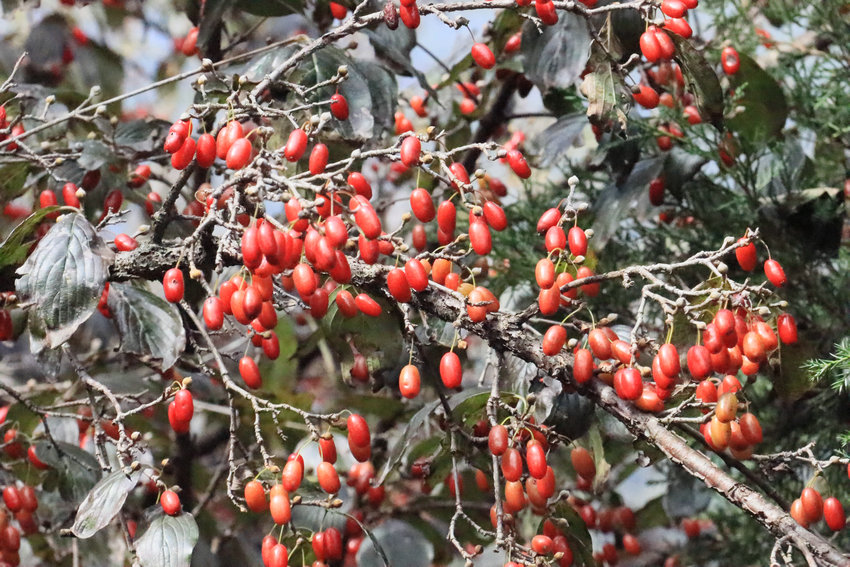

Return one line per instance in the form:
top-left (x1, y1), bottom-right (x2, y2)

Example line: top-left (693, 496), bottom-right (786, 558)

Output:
top-left (226, 138), bottom-right (252, 169)
top-left (506, 149), bottom-right (531, 178)
top-left (735, 237), bottom-right (757, 271)
top-left (173, 389), bottom-right (194, 423)
top-left (777, 313), bottom-right (798, 344)
top-left (347, 414), bottom-right (371, 447)
top-left (330, 93), bottom-right (349, 120)
top-left (633, 85), bottom-right (659, 109)
top-left (284, 128), bottom-right (308, 162)
top-left (439, 351), bottom-right (462, 389)
top-left (195, 133), bottom-right (216, 168)
top-left (764, 259), bottom-right (786, 287)
top-left (160, 490), bottom-right (181, 515)
top-left (471, 43), bottom-right (496, 69)
top-left (163, 268), bottom-right (184, 303)
top-left (824, 497), bottom-right (846, 531)
top-left (170, 137), bottom-right (196, 170)
top-left (400, 135), bottom-right (421, 167)
top-left (542, 325), bottom-right (567, 356)
top-left (114, 233), bottom-right (138, 252)
top-left (239, 356), bottom-right (262, 389)
top-left (614, 367), bottom-right (643, 400)
top-left (409, 188), bottom-right (435, 222)
top-left (244, 480), bottom-right (267, 513)
top-left (399, 364), bottom-right (421, 398)
top-left (567, 226), bottom-right (587, 257)
top-left (317, 461), bottom-right (341, 494)
top-left (721, 46), bottom-right (740, 75)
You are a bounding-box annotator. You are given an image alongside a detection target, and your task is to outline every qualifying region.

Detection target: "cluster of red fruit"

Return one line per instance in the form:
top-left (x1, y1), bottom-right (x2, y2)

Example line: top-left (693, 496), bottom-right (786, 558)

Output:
top-left (240, 414), bottom-right (373, 566)
top-left (0, 484), bottom-right (37, 567)
top-left (639, 0), bottom-right (699, 64)
top-left (790, 487), bottom-right (845, 532)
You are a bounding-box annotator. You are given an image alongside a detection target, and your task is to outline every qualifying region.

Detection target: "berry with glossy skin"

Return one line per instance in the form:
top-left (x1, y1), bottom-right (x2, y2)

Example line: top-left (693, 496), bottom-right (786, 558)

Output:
top-left (573, 348), bottom-right (594, 383)
top-left (284, 128), bottom-right (308, 162)
top-left (226, 137), bottom-right (252, 169)
top-left (471, 43), bottom-right (496, 69)
top-left (501, 447), bottom-right (523, 482)
top-left (309, 143), bottom-right (329, 175)
top-left (281, 457), bottom-right (304, 492)
top-left (239, 356), bottom-right (262, 389)
top-left (633, 84), bottom-right (660, 109)
top-left (640, 26), bottom-right (663, 62)
top-left (661, 0), bottom-right (687, 18)
top-left (347, 414), bottom-right (370, 447)
top-left (160, 490), bottom-right (181, 515)
top-left (387, 268), bottom-right (412, 303)
top-left (526, 440), bottom-right (548, 479)
top-left (801, 487), bottom-right (824, 523)
top-left (330, 93), bottom-right (349, 120)
top-left (777, 313), bottom-right (798, 344)
top-left (269, 486), bottom-right (292, 525)
top-left (408, 188), bottom-right (435, 223)
top-left (244, 480), bottom-right (267, 513)
top-left (568, 226), bottom-right (587, 257)
top-left (721, 46), bottom-right (740, 75)
top-left (469, 218), bottom-right (492, 255)
top-left (657, 343), bottom-right (681, 377)
top-left (173, 389), bottom-right (194, 423)
top-left (163, 268), bottom-right (184, 303)
top-left (489, 425), bottom-right (508, 455)
top-left (399, 364), bottom-right (421, 398)
top-left (317, 461), bottom-right (341, 494)
top-left (506, 149), bottom-right (531, 178)
top-left (196, 133), bottom-right (216, 168)
top-left (114, 233), bottom-right (138, 252)
top-left (764, 259), bottom-right (786, 287)
top-left (824, 497), bottom-right (846, 531)
top-left (542, 325), bottom-right (567, 356)
top-left (534, 0), bottom-right (558, 25)
top-left (687, 345), bottom-right (712, 380)
top-left (571, 446), bottom-right (596, 481)
top-left (614, 367), bottom-right (643, 400)
top-left (439, 351), bottom-right (463, 388)
top-left (170, 137), bottom-right (196, 170)
top-left (400, 135), bottom-right (421, 167)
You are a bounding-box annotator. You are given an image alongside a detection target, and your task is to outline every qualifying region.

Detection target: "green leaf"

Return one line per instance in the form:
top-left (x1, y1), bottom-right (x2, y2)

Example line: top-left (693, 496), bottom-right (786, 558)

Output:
top-left (198, 0), bottom-right (233, 51)
top-left (77, 140), bottom-right (114, 171)
top-left (136, 511), bottom-right (199, 567)
top-left (0, 162), bottom-right (31, 200)
top-left (580, 43), bottom-right (629, 131)
top-left (356, 519), bottom-right (431, 567)
top-left (669, 33), bottom-right (724, 130)
top-left (375, 399), bottom-right (440, 485)
top-left (15, 213), bottom-right (114, 348)
top-left (0, 206), bottom-right (60, 269)
top-left (234, 0), bottom-right (304, 16)
top-left (521, 14), bottom-right (591, 92)
top-left (544, 389), bottom-right (594, 440)
top-left (114, 119), bottom-right (172, 153)
top-left (106, 282), bottom-right (187, 369)
top-left (533, 113), bottom-right (586, 167)
top-left (34, 440), bottom-right (101, 504)
top-left (74, 43), bottom-right (125, 101)
top-left (590, 156), bottom-right (665, 249)
top-left (727, 52), bottom-right (787, 143)
top-left (72, 469), bottom-right (142, 538)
